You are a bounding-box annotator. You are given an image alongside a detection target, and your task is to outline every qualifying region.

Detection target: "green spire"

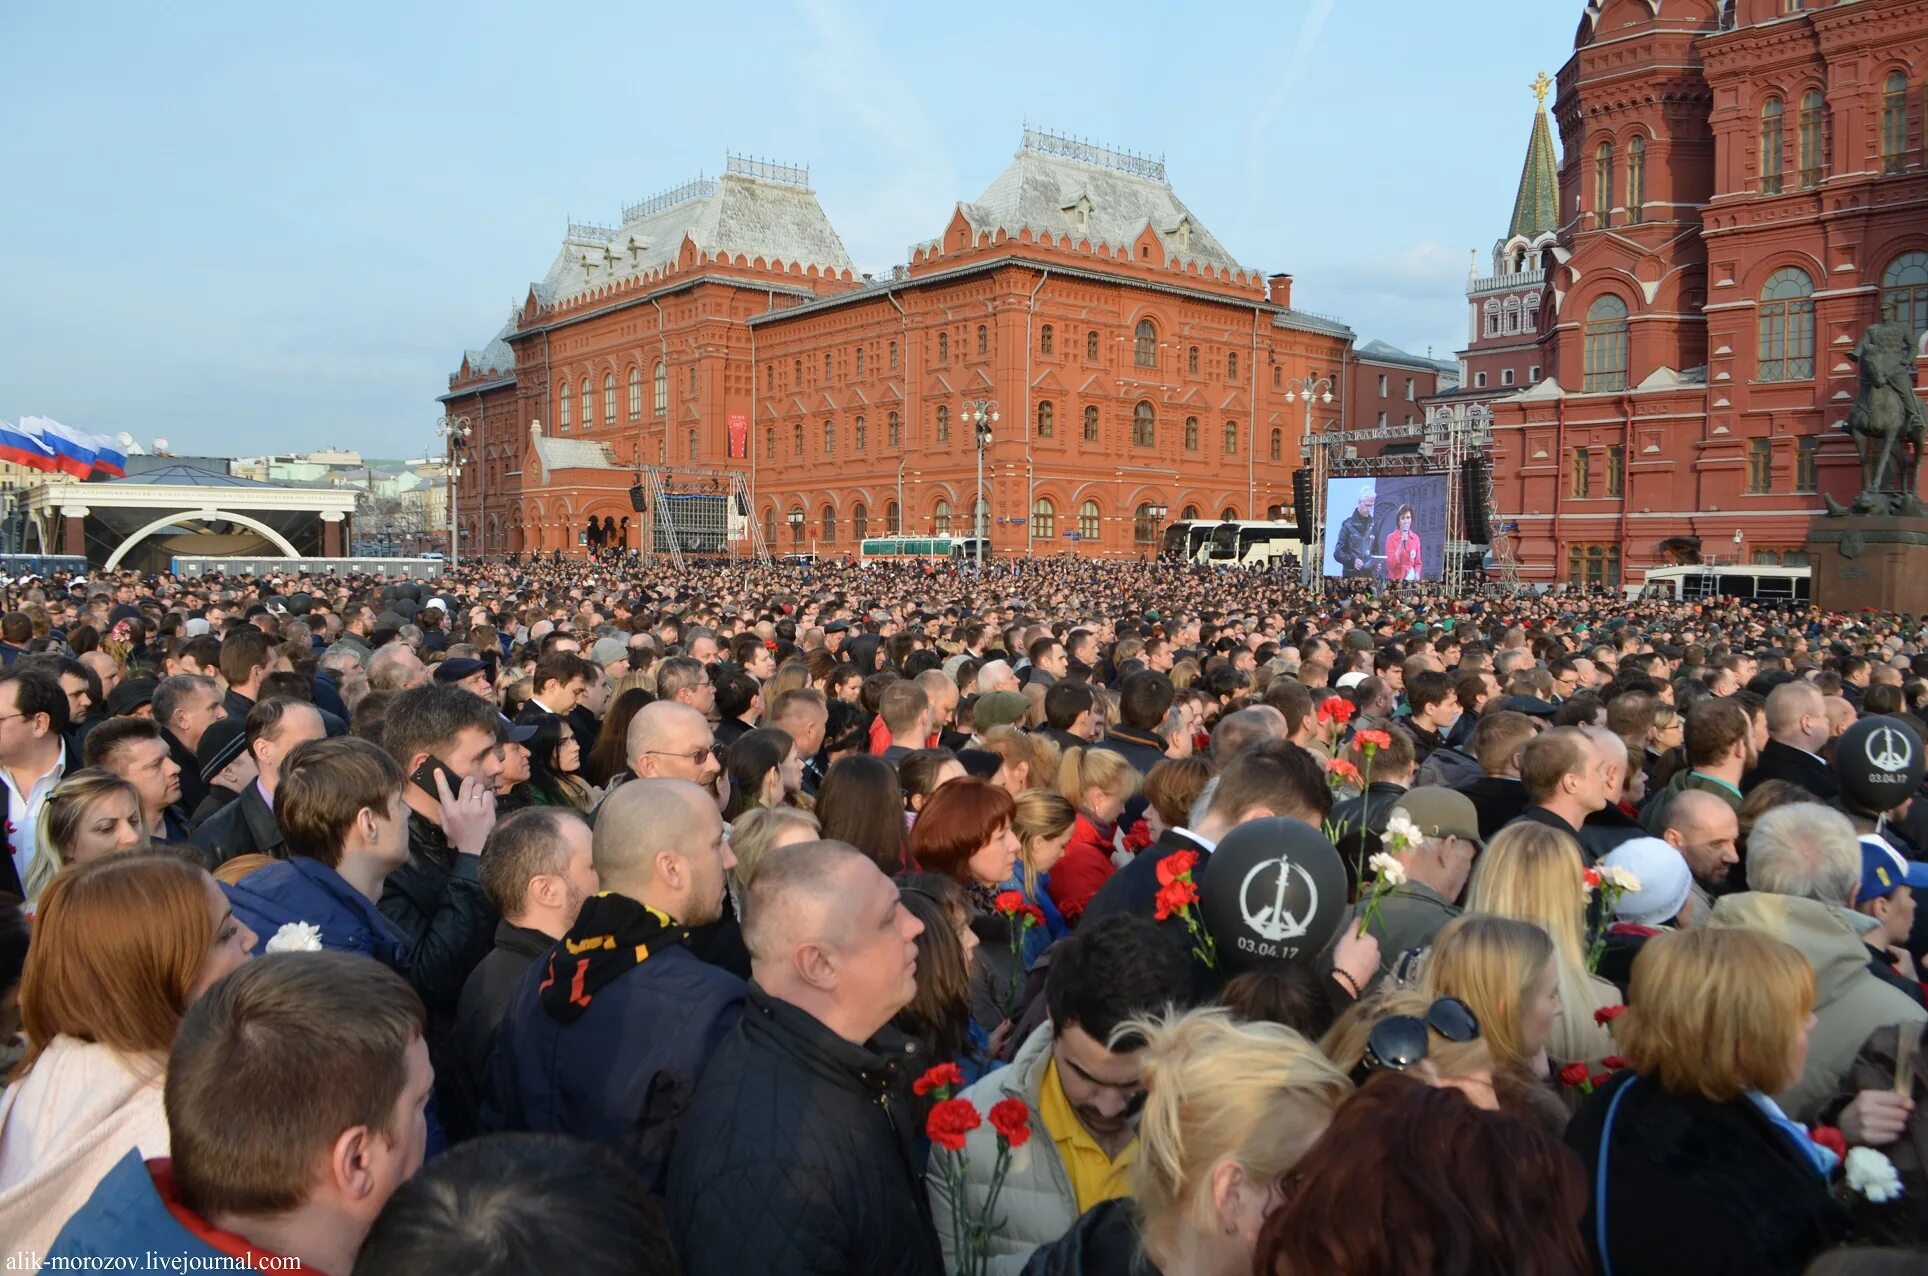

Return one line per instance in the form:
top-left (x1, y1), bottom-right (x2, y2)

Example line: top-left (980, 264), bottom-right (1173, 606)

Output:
top-left (1508, 72), bottom-right (1560, 242)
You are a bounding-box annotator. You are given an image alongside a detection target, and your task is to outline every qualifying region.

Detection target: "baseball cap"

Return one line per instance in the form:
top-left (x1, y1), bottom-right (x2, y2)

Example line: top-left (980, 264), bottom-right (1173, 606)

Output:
top-left (1335, 671), bottom-right (1368, 690)
top-left (498, 715), bottom-right (538, 744)
top-left (1859, 834), bottom-right (1928, 901)
top-left (1387, 788), bottom-right (1482, 848)
top-left (1599, 837), bottom-right (1694, 927)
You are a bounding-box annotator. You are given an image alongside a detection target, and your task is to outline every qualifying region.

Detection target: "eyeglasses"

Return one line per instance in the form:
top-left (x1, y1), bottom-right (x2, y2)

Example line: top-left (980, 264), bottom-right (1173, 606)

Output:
top-left (0, 712), bottom-right (33, 726)
top-left (641, 745), bottom-right (719, 767)
top-left (1362, 996), bottom-right (1480, 1073)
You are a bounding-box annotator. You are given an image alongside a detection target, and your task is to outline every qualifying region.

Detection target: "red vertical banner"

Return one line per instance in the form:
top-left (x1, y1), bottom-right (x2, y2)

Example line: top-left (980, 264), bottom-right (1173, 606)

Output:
top-left (728, 413), bottom-right (748, 458)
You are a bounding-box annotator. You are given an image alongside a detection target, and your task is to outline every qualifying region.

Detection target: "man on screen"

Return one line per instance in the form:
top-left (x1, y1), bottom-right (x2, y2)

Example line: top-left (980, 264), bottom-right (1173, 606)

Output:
top-left (1385, 503), bottom-right (1422, 581)
top-left (1335, 487), bottom-right (1377, 574)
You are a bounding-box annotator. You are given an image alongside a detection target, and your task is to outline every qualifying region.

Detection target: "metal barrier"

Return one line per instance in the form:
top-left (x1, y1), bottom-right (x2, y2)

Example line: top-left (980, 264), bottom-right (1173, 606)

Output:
top-left (167, 557), bottom-right (447, 579)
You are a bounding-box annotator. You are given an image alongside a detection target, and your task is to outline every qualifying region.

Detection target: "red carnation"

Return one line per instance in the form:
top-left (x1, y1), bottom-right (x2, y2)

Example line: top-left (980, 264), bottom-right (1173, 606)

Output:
top-left (988, 1097), bottom-right (1032, 1149)
top-left (1353, 729), bottom-right (1392, 752)
top-left (1017, 903), bottom-right (1046, 929)
top-left (1809, 1126), bottom-right (1848, 1160)
top-left (1157, 850), bottom-right (1199, 886)
top-left (993, 890), bottom-right (1025, 916)
top-left (1558, 1061), bottom-right (1592, 1089)
top-left (1582, 868), bottom-right (1603, 891)
top-left (1317, 696), bottom-right (1355, 725)
top-left (1594, 1004), bottom-right (1627, 1026)
top-left (1325, 758), bottom-right (1362, 785)
top-left (926, 1097), bottom-right (982, 1152)
top-left (1591, 1072), bottom-right (1613, 1088)
top-left (1153, 877), bottom-right (1199, 922)
top-left (1601, 1055), bottom-right (1627, 1070)
top-left (912, 1061), bottom-right (965, 1097)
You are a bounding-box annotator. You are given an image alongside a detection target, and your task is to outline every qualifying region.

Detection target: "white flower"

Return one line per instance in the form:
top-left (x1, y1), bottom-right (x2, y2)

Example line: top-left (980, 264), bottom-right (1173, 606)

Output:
top-left (1382, 811), bottom-right (1424, 853)
top-left (1601, 865), bottom-right (1644, 894)
top-left (1845, 1147), bottom-right (1904, 1203)
top-left (1366, 852), bottom-right (1408, 887)
top-left (265, 921), bottom-right (324, 953)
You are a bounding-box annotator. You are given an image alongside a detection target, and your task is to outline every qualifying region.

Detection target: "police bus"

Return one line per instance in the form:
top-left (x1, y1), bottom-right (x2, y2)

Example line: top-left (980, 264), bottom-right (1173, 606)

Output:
top-left (1158, 519), bottom-right (1300, 569)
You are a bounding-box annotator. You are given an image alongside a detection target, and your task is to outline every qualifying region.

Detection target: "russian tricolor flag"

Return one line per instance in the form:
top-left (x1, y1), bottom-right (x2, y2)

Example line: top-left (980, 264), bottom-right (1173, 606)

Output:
top-left (0, 420), bottom-right (59, 472)
top-left (24, 417), bottom-right (99, 479)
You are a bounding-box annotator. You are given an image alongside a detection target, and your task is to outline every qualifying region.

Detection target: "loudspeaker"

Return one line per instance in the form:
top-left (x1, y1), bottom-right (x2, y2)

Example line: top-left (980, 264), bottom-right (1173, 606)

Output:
top-left (1462, 461), bottom-right (1491, 543)
top-left (1291, 470), bottom-right (1314, 543)
top-left (628, 484), bottom-right (647, 513)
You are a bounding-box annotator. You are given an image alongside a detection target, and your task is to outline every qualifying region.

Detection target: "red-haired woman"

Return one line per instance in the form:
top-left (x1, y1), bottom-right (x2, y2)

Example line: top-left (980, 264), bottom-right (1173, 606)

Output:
top-left (909, 777), bottom-right (1023, 1030)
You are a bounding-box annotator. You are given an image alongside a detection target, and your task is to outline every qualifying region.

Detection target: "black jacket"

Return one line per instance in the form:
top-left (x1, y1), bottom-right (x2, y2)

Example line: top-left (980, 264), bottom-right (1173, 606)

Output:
top-left (190, 784), bottom-right (239, 830)
top-left (1744, 739), bottom-right (1839, 801)
top-left (669, 986), bottom-right (943, 1276)
top-left (1334, 511), bottom-right (1375, 573)
top-left (444, 920), bottom-right (554, 1144)
top-left (189, 783), bottom-right (283, 866)
top-left (1082, 828), bottom-right (1212, 924)
top-left (378, 812), bottom-right (499, 1081)
top-left (1037, 725), bottom-right (1088, 757)
top-left (1509, 804), bottom-right (1585, 848)
top-left (164, 729), bottom-right (209, 821)
top-left (1579, 803), bottom-right (1645, 863)
top-left (1019, 1199), bottom-right (1151, 1275)
top-left (1567, 1071), bottom-right (1846, 1276)
top-left (1092, 725), bottom-right (1166, 776)
top-left (222, 688), bottom-right (255, 724)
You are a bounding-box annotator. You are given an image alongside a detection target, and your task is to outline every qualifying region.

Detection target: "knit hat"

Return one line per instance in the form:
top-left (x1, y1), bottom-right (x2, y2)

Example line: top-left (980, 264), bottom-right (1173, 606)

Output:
top-left (1598, 837), bottom-right (1694, 927)
top-left (972, 691), bottom-right (1029, 732)
top-left (590, 637), bottom-right (629, 668)
top-left (106, 676), bottom-right (158, 718)
top-left (196, 718), bottom-right (249, 785)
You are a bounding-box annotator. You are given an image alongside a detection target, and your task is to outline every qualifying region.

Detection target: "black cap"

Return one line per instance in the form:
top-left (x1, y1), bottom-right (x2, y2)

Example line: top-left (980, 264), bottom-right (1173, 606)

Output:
top-left (196, 718), bottom-right (249, 785)
top-left (825, 620), bottom-right (850, 634)
top-left (106, 676), bottom-right (158, 718)
top-left (434, 657), bottom-right (487, 685)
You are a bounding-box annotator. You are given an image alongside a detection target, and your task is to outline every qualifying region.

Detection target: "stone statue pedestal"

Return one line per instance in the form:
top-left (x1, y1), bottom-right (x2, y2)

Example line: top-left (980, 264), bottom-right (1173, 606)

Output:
top-left (1807, 515), bottom-right (1928, 615)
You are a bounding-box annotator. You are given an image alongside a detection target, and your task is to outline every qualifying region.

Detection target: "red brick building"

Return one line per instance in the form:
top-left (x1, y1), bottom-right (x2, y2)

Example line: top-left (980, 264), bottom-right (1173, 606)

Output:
top-left (1488, 0), bottom-right (1928, 589)
top-left (440, 134), bottom-right (1354, 560)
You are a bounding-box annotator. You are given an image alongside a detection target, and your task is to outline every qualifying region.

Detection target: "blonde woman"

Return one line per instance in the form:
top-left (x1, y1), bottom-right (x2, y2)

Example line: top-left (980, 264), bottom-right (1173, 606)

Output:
top-left (1463, 822), bottom-right (1623, 1061)
top-left (1020, 1007), bottom-right (1350, 1276)
top-left (727, 805), bottom-right (820, 897)
top-left (1419, 914), bottom-right (1562, 1075)
top-left (22, 769), bottom-right (149, 905)
top-left (1047, 747), bottom-right (1142, 925)
top-left (1003, 790), bottom-right (1075, 965)
top-left (980, 725), bottom-right (1048, 797)
top-left (1322, 986), bottom-right (1496, 1098)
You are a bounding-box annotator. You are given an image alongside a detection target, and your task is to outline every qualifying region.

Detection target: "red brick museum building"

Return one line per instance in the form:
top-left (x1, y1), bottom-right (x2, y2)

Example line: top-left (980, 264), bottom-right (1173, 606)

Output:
top-left (1488, 0), bottom-right (1928, 588)
top-left (439, 133), bottom-right (1353, 560)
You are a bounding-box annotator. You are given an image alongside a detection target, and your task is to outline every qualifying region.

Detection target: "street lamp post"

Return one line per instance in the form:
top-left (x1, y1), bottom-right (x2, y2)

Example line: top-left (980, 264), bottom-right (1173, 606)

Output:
top-left (1284, 375), bottom-right (1336, 588)
top-left (435, 414), bottom-right (472, 567)
top-left (962, 398), bottom-right (999, 570)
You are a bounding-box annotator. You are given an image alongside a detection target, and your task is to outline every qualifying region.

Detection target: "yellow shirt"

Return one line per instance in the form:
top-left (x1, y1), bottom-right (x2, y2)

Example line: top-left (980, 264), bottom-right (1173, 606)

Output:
top-left (1036, 1057), bottom-right (1135, 1214)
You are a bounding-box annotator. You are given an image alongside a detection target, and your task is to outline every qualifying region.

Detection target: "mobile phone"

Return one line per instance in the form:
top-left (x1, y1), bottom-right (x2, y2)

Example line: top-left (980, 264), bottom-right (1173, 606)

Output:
top-left (410, 757), bottom-right (465, 801)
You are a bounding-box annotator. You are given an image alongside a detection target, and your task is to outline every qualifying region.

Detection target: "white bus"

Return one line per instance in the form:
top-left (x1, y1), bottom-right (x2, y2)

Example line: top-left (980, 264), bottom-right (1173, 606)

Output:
top-left (1159, 519), bottom-right (1301, 568)
top-left (1637, 563), bottom-right (1810, 602)
top-left (857, 535), bottom-right (990, 563)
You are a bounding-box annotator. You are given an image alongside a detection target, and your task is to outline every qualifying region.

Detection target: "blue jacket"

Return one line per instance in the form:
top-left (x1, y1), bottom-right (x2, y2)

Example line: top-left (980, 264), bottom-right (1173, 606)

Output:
top-left (48, 1152), bottom-right (237, 1264)
top-left (483, 937), bottom-right (743, 1192)
top-left (224, 855), bottom-right (408, 971)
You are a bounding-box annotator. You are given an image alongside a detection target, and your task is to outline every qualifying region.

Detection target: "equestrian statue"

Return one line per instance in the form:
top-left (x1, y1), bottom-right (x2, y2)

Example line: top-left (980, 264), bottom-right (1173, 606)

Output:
top-left (1825, 303), bottom-right (1928, 517)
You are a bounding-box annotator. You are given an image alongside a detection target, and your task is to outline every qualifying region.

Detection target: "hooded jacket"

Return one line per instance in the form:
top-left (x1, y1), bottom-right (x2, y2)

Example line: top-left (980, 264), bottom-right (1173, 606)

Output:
top-left (1707, 892), bottom-right (1928, 1120)
top-left (224, 855), bottom-right (408, 970)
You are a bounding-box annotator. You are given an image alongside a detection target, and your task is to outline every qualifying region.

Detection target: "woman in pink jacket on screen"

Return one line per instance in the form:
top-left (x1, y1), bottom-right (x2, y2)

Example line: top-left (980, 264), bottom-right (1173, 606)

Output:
top-left (1384, 504), bottom-right (1423, 581)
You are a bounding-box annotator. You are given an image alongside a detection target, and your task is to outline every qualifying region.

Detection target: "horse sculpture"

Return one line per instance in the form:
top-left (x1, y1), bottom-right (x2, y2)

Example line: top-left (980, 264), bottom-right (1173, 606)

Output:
top-left (1827, 310), bottom-right (1928, 516)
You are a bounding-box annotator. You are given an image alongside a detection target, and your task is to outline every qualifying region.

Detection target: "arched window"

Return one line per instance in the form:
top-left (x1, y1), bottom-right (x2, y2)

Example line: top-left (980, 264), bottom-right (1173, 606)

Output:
top-left (793, 423), bottom-right (803, 457)
top-left (687, 428), bottom-right (698, 460)
top-left (1134, 503), bottom-right (1162, 544)
top-left (558, 383), bottom-right (572, 432)
top-left (1031, 497), bottom-right (1055, 539)
top-left (1270, 428), bottom-right (1282, 461)
top-left (1758, 266), bottom-right (1815, 381)
top-left (1132, 401), bottom-right (1155, 447)
top-left (935, 406), bottom-right (950, 444)
top-left (886, 500), bottom-right (901, 535)
top-left (821, 505), bottom-right (836, 544)
top-left (854, 416), bottom-right (867, 451)
top-left (1040, 324), bottom-right (1054, 354)
top-left (1760, 97), bottom-right (1785, 194)
top-left (1181, 503), bottom-right (1199, 521)
top-left (1799, 90), bottom-right (1824, 187)
top-left (603, 373), bottom-right (616, 425)
top-left (1503, 297), bottom-right (1522, 334)
top-left (937, 332), bottom-right (949, 362)
top-left (976, 324), bottom-right (988, 355)
top-left (788, 507), bottom-right (805, 548)
top-left (1188, 346), bottom-right (1200, 374)
top-left (1083, 406), bottom-right (1099, 442)
top-left (627, 366), bottom-right (642, 419)
top-left (824, 420), bottom-right (835, 455)
top-left (1223, 420), bottom-right (1238, 455)
top-left (579, 379), bottom-right (592, 431)
top-left (889, 340), bottom-right (899, 370)
top-left (793, 358), bottom-right (802, 385)
top-left (1627, 135), bottom-right (1646, 221)
top-left (1595, 141), bottom-right (1615, 227)
top-left (763, 507), bottom-right (776, 545)
top-left (1037, 401), bottom-right (1054, 438)
top-left (853, 502), bottom-right (869, 540)
top-left (1227, 351), bottom-right (1238, 381)
top-left (933, 499), bottom-right (952, 536)
top-left (653, 361), bottom-right (667, 416)
top-left (1881, 251), bottom-right (1928, 342)
top-left (1882, 72), bottom-right (1908, 173)
top-left (1220, 506), bottom-right (1237, 520)
top-left (856, 348), bottom-right (866, 378)
top-left (1184, 416), bottom-right (1199, 452)
top-left (1583, 295), bottom-right (1630, 392)
top-left (1078, 500), bottom-right (1100, 541)
top-left (1086, 330), bottom-right (1099, 361)
top-left (690, 365), bottom-right (698, 394)
top-left (887, 411), bottom-right (900, 448)
top-left (823, 353), bottom-right (831, 381)
top-left (1134, 319), bottom-right (1157, 368)
top-left (764, 425), bottom-right (774, 458)
top-left (1484, 299), bottom-right (1501, 337)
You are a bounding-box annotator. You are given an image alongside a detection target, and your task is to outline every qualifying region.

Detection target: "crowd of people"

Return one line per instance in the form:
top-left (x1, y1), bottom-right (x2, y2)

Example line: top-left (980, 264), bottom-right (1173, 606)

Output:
top-left (1, 552), bottom-right (1928, 1273)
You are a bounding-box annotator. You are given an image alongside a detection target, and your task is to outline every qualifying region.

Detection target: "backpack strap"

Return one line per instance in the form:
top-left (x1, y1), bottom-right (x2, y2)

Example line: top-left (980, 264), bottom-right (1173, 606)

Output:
top-left (1594, 1076), bottom-right (1636, 1276)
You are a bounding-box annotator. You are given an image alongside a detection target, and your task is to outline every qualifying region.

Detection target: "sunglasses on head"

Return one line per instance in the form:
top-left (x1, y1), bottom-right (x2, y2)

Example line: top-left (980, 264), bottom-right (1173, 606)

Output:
top-left (1362, 996), bottom-right (1481, 1073)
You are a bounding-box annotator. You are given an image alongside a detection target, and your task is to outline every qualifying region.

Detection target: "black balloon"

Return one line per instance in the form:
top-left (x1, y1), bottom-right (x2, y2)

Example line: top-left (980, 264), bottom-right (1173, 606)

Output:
top-left (1198, 818), bottom-right (1348, 974)
top-left (1835, 715), bottom-right (1925, 814)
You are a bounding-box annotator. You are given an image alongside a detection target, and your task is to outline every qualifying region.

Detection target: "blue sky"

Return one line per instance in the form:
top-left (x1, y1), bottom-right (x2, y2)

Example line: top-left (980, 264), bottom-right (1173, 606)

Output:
top-left (0, 0), bottom-right (1579, 460)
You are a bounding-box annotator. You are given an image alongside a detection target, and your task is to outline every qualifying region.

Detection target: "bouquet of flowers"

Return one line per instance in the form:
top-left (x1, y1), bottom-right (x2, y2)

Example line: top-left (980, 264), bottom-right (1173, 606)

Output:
top-left (1152, 850), bottom-right (1216, 968)
top-left (918, 1063), bottom-right (1034, 1276)
top-left (993, 891), bottom-right (1045, 1019)
top-left (1581, 865), bottom-right (1643, 972)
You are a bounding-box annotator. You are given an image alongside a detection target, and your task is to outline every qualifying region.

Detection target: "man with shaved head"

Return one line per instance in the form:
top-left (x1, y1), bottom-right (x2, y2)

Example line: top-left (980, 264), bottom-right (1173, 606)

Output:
top-left (624, 700), bottom-right (721, 790)
top-left (485, 778), bottom-right (742, 1192)
top-left (1657, 788), bottom-right (1742, 923)
top-left (672, 840), bottom-right (939, 1276)
top-left (1744, 679), bottom-right (1838, 799)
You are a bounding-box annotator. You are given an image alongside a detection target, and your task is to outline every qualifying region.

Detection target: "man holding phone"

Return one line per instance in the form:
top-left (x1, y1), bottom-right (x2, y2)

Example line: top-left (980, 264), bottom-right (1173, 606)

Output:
top-left (378, 684), bottom-right (505, 1087)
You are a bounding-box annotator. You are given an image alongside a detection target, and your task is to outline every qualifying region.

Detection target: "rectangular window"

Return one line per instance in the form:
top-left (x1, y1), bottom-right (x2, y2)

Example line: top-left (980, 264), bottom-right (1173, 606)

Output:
top-left (1530, 365), bottom-right (1541, 382)
top-left (1501, 369), bottom-right (1515, 386)
top-left (1566, 543), bottom-right (1622, 589)
top-left (1377, 411), bottom-right (1388, 427)
top-left (1796, 436), bottom-right (1818, 492)
top-left (1571, 448), bottom-right (1591, 498)
top-left (1404, 379), bottom-right (1415, 401)
top-left (1748, 438), bottom-right (1772, 493)
top-left (1377, 374), bottom-right (1388, 397)
top-left (1606, 444), bottom-right (1624, 497)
